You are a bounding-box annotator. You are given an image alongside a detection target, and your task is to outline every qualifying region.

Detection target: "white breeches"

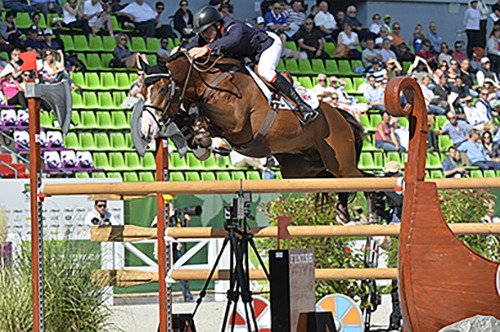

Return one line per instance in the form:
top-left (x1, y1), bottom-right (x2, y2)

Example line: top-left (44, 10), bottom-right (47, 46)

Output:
top-left (257, 31), bottom-right (282, 82)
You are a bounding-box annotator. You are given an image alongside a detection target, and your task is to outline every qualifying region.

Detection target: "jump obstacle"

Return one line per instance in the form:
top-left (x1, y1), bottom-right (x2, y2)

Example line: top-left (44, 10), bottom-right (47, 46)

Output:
top-left (28, 77), bottom-right (500, 331)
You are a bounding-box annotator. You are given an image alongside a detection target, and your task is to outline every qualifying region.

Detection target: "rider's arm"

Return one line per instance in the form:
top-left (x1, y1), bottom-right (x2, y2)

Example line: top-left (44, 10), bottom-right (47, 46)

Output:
top-left (208, 22), bottom-right (243, 52)
top-left (185, 34), bottom-right (202, 49)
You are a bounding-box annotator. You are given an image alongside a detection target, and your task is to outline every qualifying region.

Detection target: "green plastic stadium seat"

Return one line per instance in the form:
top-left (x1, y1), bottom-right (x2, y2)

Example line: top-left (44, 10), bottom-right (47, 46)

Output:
top-left (362, 136), bottom-right (376, 151)
top-left (77, 53), bottom-right (87, 67)
top-left (110, 132), bottom-right (127, 150)
top-left (285, 59), bottom-right (300, 75)
top-left (186, 153), bottom-right (203, 169)
top-left (109, 152), bottom-right (127, 171)
top-left (139, 172), bottom-right (155, 181)
top-left (386, 151), bottom-right (401, 164)
top-left (80, 111), bottom-right (98, 129)
top-left (102, 35), bottom-right (116, 52)
top-left (231, 171), bottom-right (246, 180)
top-left (86, 53), bottom-right (103, 70)
top-left (64, 132), bottom-right (79, 150)
top-left (71, 111), bottom-right (81, 127)
top-left (92, 172), bottom-right (106, 178)
top-left (246, 171), bottom-right (261, 180)
top-left (298, 76), bottom-right (313, 89)
top-left (438, 135), bottom-right (453, 151)
top-left (94, 132), bottom-right (111, 150)
top-left (73, 35), bottom-right (90, 51)
top-left (217, 156), bottom-right (230, 169)
top-left (71, 72), bottom-right (85, 89)
top-left (75, 172), bottom-right (90, 179)
top-left (142, 152), bottom-right (156, 170)
top-left (470, 170), bottom-right (483, 178)
top-left (83, 92), bottom-right (99, 109)
top-left (324, 60), bottom-right (339, 75)
top-left (123, 172), bottom-right (139, 182)
top-left (146, 54), bottom-right (157, 65)
top-left (170, 153), bottom-right (187, 169)
top-left (373, 151), bottom-right (384, 169)
top-left (147, 38), bottom-right (160, 53)
top-left (125, 152), bottom-right (142, 170)
top-left (285, 41), bottom-right (297, 51)
top-left (360, 114), bottom-right (371, 131)
top-left (101, 53), bottom-right (114, 68)
top-left (426, 152), bottom-right (442, 169)
top-left (60, 35), bottom-right (74, 51)
top-left (89, 36), bottom-right (103, 51)
top-left (99, 92), bottom-right (115, 109)
top-left (435, 115), bottom-right (447, 130)
top-left (202, 154), bottom-right (218, 169)
top-left (17, 12), bottom-right (32, 29)
top-left (338, 60), bottom-right (352, 75)
top-left (101, 72), bottom-right (116, 90)
top-left (311, 59), bottom-right (326, 75)
top-left (359, 152), bottom-right (375, 170)
top-left (129, 72), bottom-right (138, 83)
top-left (298, 59), bottom-right (313, 75)
top-left (343, 78), bottom-right (355, 94)
top-left (185, 171), bottom-right (201, 181)
top-left (430, 170), bottom-right (444, 178)
top-left (201, 172), bottom-right (216, 180)
top-left (216, 171), bottom-right (231, 180)
top-left (40, 111), bottom-right (52, 128)
top-left (79, 132), bottom-right (96, 150)
top-left (276, 59), bottom-right (285, 72)
top-left (353, 77), bottom-right (365, 93)
top-left (85, 73), bottom-right (100, 90)
top-left (398, 117), bottom-right (409, 129)
top-left (324, 42), bottom-right (335, 56)
top-left (131, 37), bottom-right (147, 52)
top-left (115, 73), bottom-right (130, 90)
top-left (107, 172), bottom-right (122, 179)
top-left (170, 172), bottom-right (185, 181)
top-left (112, 111), bottom-right (129, 129)
top-left (97, 112), bottom-right (114, 129)
top-left (93, 153), bottom-right (109, 169)
top-left (484, 170), bottom-right (496, 178)
top-left (370, 114), bottom-right (382, 129)
top-left (113, 92), bottom-right (126, 108)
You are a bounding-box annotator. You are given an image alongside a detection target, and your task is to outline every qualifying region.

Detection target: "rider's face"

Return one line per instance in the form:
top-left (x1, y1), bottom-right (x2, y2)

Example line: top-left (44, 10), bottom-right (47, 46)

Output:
top-left (201, 25), bottom-right (217, 43)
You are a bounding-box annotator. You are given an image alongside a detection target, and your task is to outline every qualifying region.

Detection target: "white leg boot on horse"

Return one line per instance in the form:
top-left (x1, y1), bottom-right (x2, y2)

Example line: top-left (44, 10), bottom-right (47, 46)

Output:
top-left (271, 73), bottom-right (319, 126)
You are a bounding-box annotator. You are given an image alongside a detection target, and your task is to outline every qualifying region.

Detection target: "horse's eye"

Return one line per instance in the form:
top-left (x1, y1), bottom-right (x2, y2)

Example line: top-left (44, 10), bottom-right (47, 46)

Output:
top-left (159, 86), bottom-right (168, 94)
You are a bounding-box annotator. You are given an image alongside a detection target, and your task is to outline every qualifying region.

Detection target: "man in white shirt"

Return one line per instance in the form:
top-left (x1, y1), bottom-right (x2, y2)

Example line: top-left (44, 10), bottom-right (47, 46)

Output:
top-left (83, 0), bottom-right (114, 36)
top-left (118, 0), bottom-right (157, 37)
top-left (362, 38), bottom-right (381, 67)
top-left (84, 200), bottom-right (116, 226)
top-left (314, 1), bottom-right (337, 41)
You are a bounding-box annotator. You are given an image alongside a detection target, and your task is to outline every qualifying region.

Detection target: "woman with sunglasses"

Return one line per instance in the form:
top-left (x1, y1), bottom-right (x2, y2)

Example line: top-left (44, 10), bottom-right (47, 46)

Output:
top-left (63, 0), bottom-right (91, 35)
top-left (410, 23), bottom-right (427, 53)
top-left (487, 26), bottom-right (500, 74)
top-left (0, 71), bottom-right (28, 109)
top-left (481, 130), bottom-right (500, 162)
top-left (112, 33), bottom-right (148, 68)
top-left (173, 0), bottom-right (194, 39)
top-left (438, 42), bottom-right (452, 65)
top-left (42, 49), bottom-right (79, 91)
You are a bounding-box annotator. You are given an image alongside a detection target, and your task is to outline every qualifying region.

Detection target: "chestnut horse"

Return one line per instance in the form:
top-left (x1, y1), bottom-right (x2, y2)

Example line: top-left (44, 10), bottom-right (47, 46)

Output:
top-left (139, 52), bottom-right (365, 220)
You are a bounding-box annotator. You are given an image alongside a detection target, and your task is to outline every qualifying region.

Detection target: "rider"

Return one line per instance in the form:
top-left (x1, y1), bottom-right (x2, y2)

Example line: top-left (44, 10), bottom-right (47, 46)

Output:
top-left (185, 5), bottom-right (319, 126)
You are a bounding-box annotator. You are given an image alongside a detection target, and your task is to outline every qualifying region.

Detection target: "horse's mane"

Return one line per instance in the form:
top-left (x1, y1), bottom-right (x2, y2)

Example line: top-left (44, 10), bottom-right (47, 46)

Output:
top-left (164, 50), bottom-right (243, 69)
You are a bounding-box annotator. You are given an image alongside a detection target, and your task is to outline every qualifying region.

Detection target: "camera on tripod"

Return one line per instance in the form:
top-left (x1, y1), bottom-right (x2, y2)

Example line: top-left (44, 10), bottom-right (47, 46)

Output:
top-left (224, 191), bottom-right (253, 225)
top-left (172, 205), bottom-right (202, 227)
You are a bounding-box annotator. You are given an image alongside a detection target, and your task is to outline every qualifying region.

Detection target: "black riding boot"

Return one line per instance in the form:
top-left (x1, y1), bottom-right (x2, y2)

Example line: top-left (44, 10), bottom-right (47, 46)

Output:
top-left (272, 73), bottom-right (319, 126)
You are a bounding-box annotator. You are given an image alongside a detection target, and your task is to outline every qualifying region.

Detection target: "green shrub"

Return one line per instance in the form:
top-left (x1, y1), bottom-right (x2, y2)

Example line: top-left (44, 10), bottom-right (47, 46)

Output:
top-left (0, 240), bottom-right (119, 332)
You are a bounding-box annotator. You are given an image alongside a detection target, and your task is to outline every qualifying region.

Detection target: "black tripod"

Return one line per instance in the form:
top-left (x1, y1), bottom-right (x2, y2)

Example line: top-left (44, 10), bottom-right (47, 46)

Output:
top-left (191, 191), bottom-right (270, 332)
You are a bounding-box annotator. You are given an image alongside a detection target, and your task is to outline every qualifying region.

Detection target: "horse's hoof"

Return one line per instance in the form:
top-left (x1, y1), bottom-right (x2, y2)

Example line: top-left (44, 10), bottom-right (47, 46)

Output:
top-left (193, 147), bottom-right (210, 161)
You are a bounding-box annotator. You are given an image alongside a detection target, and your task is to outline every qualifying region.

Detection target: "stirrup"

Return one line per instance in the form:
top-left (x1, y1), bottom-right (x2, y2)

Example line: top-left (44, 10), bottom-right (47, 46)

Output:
top-left (296, 108), bottom-right (319, 126)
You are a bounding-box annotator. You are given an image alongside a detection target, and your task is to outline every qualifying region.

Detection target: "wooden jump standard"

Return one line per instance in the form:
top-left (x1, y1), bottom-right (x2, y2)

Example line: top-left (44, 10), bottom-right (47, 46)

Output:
top-left (42, 177), bottom-right (500, 196)
top-left (90, 223), bottom-right (500, 242)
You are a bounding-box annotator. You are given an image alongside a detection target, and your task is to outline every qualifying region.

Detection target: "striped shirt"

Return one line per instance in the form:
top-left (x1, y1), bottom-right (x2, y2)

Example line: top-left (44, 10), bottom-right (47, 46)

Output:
top-left (284, 8), bottom-right (306, 26)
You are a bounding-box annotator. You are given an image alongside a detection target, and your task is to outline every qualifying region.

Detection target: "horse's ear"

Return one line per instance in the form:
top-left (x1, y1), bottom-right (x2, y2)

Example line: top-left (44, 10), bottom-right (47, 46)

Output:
top-left (138, 56), bottom-right (151, 74)
top-left (158, 56), bottom-right (167, 73)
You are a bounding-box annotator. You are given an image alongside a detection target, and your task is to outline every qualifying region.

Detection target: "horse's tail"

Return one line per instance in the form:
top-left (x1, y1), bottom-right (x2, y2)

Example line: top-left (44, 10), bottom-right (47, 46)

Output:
top-left (337, 108), bottom-right (364, 164)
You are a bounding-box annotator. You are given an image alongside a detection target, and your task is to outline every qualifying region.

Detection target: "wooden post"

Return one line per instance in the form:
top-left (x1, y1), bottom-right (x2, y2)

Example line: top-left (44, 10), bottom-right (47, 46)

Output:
top-left (156, 139), bottom-right (171, 332)
top-left (28, 97), bottom-right (44, 332)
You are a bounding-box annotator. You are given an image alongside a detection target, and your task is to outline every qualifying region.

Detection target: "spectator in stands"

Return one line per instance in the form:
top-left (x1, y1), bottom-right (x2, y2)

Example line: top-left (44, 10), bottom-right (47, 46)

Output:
top-left (427, 22), bottom-right (443, 53)
top-left (265, 1), bottom-right (291, 44)
top-left (459, 128), bottom-right (500, 170)
top-left (313, 73), bottom-right (335, 101)
top-left (42, 28), bottom-right (62, 51)
top-left (462, 95), bottom-right (482, 125)
top-left (284, 0), bottom-right (306, 32)
top-left (376, 111), bottom-right (406, 152)
top-left (438, 111), bottom-right (472, 147)
top-left (385, 57), bottom-right (403, 80)
top-left (410, 23), bottom-right (426, 53)
top-left (477, 57), bottom-right (499, 86)
top-left (129, 70), bottom-right (145, 100)
top-left (447, 58), bottom-right (461, 83)
top-left (452, 41), bottom-right (467, 62)
top-left (118, 0), bottom-right (157, 37)
top-left (0, 70), bottom-right (28, 109)
top-left (173, 0), bottom-right (194, 39)
top-left (369, 13), bottom-right (382, 36)
top-left (154, 1), bottom-right (174, 39)
top-left (85, 200), bottom-right (114, 226)
top-left (296, 17), bottom-right (329, 60)
top-left (477, 0), bottom-right (490, 48)
top-left (308, 4), bottom-right (319, 19)
top-left (24, 25), bottom-right (45, 51)
top-left (314, 1), bottom-right (337, 42)
top-left (330, 75), bottom-right (367, 120)
top-left (32, 0), bottom-right (63, 16)
top-left (451, 75), bottom-right (469, 99)
top-left (460, 58), bottom-right (479, 96)
top-left (230, 150), bottom-right (276, 179)
top-left (157, 37), bottom-right (170, 60)
top-left (391, 22), bottom-right (413, 61)
top-left (41, 49), bottom-right (79, 91)
top-left (3, 0), bottom-right (36, 13)
top-left (427, 114), bottom-right (439, 151)
top-left (487, 26), bottom-right (500, 75)
top-left (382, 14), bottom-right (392, 34)
top-left (254, 16), bottom-right (265, 29)
top-left (63, 0), bottom-right (91, 36)
top-left (31, 12), bottom-right (44, 35)
top-left (0, 11), bottom-right (24, 51)
top-left (364, 74), bottom-right (386, 112)
top-left (434, 60), bottom-right (449, 84)
top-left (112, 33), bottom-right (148, 68)
top-left (420, 74), bottom-right (447, 115)
top-left (464, 0), bottom-right (481, 58)
top-left (493, 0), bottom-right (500, 25)
top-left (474, 88), bottom-right (497, 126)
top-left (4, 49), bottom-right (23, 80)
top-left (375, 27), bottom-right (392, 48)
top-left (335, 11), bottom-right (345, 27)
top-left (362, 38), bottom-right (381, 67)
top-left (482, 130), bottom-right (500, 161)
top-left (337, 23), bottom-right (361, 60)
top-left (442, 146), bottom-right (470, 178)
top-left (433, 74), bottom-right (451, 110)
top-left (366, 59), bottom-right (387, 83)
top-left (416, 39), bottom-right (437, 69)
top-left (380, 38), bottom-right (397, 63)
top-left (83, 0), bottom-right (114, 36)
top-left (438, 42), bottom-right (453, 65)
top-left (260, 0), bottom-right (274, 16)
top-left (344, 5), bottom-right (369, 41)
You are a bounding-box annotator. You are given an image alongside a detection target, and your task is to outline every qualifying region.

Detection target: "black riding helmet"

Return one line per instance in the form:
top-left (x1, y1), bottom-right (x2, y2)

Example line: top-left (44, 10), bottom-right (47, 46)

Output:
top-left (193, 5), bottom-right (223, 33)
